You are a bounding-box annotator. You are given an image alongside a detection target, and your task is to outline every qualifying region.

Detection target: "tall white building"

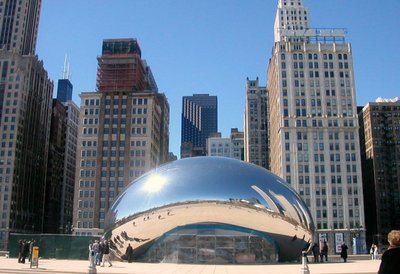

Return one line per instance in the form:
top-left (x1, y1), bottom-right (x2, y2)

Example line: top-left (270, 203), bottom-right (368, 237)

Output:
top-left (244, 78), bottom-right (268, 169)
top-left (267, 0), bottom-right (366, 253)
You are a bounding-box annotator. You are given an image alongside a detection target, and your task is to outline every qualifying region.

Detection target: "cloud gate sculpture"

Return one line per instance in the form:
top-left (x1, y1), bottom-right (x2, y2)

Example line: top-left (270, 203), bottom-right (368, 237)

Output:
top-left (104, 157), bottom-right (314, 264)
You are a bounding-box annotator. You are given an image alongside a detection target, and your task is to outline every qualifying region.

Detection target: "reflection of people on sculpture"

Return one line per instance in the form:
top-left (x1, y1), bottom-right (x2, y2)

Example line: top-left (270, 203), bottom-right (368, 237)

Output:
top-left (120, 230), bottom-right (149, 242)
top-left (133, 237), bottom-right (150, 242)
top-left (113, 237), bottom-right (123, 248)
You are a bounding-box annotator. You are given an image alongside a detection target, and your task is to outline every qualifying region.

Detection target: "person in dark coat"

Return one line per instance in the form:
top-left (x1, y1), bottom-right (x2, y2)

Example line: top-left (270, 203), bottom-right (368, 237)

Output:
top-left (312, 243), bottom-right (320, 262)
top-left (340, 242), bottom-right (348, 262)
top-left (17, 240), bottom-right (24, 263)
top-left (101, 240), bottom-right (112, 267)
top-left (125, 243), bottom-right (134, 263)
top-left (20, 240), bottom-right (30, 264)
top-left (378, 230), bottom-right (400, 274)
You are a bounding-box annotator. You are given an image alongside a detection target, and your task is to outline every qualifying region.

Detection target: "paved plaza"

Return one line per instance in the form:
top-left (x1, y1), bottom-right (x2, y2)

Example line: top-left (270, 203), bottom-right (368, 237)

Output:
top-left (0, 256), bottom-right (381, 274)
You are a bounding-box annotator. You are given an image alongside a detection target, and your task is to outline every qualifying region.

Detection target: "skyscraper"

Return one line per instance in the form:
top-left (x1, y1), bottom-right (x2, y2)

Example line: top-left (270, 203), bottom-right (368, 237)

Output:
top-left (73, 38), bottom-right (169, 236)
top-left (56, 57), bottom-right (73, 103)
top-left (244, 78), bottom-right (268, 169)
top-left (0, 0), bottom-right (54, 250)
top-left (267, 0), bottom-right (365, 253)
top-left (0, 0), bottom-right (41, 55)
top-left (59, 99), bottom-right (79, 234)
top-left (359, 98), bottom-right (400, 247)
top-left (181, 94), bottom-right (218, 158)
top-left (44, 100), bottom-right (67, 234)
top-left (55, 61), bottom-right (79, 234)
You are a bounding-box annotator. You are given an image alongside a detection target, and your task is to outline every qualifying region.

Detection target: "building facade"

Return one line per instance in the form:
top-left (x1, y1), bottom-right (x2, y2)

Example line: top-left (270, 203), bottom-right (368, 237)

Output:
top-left (267, 0), bottom-right (365, 253)
top-left (181, 94), bottom-right (218, 158)
top-left (0, 0), bottom-right (41, 55)
top-left (0, 0), bottom-right (54, 250)
top-left (207, 129), bottom-right (244, 160)
top-left (244, 78), bottom-right (268, 169)
top-left (44, 100), bottom-right (67, 233)
top-left (59, 100), bottom-right (79, 234)
top-left (73, 39), bottom-right (169, 236)
top-left (359, 99), bottom-right (400, 248)
top-left (57, 79), bottom-right (73, 103)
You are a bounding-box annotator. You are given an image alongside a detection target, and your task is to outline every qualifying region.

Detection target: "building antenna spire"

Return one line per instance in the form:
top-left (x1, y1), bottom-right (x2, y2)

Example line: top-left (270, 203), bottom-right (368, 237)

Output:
top-left (62, 54), bottom-right (71, 80)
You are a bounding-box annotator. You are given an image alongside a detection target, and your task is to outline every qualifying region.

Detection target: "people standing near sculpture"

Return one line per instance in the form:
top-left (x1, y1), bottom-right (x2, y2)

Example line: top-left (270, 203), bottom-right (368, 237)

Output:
top-left (370, 244), bottom-right (376, 260)
top-left (319, 240), bottom-right (328, 262)
top-left (312, 243), bottom-right (320, 263)
top-left (378, 230), bottom-right (400, 274)
top-left (374, 244), bottom-right (379, 260)
top-left (91, 240), bottom-right (99, 265)
top-left (17, 240), bottom-right (23, 263)
top-left (340, 242), bottom-right (348, 262)
top-left (101, 240), bottom-right (112, 267)
top-left (125, 243), bottom-right (134, 263)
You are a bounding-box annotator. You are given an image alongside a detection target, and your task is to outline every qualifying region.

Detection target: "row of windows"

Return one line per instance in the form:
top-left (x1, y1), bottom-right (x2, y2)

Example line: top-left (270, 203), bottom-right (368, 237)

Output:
top-left (100, 181), bottom-right (124, 188)
top-left (76, 221), bottom-right (93, 229)
top-left (84, 99), bottom-right (100, 106)
top-left (77, 211), bottom-right (94, 219)
top-left (286, 162), bottom-right (358, 173)
top-left (77, 200), bottom-right (94, 208)
top-left (79, 190), bottom-right (95, 198)
top-left (81, 150), bottom-right (97, 157)
top-left (80, 170), bottom-right (95, 178)
top-left (103, 98), bottom-right (149, 106)
top-left (316, 222), bottom-right (360, 230)
top-left (84, 108), bottom-right (99, 115)
top-left (81, 141), bottom-right (97, 147)
top-left (283, 87), bottom-right (353, 98)
top-left (315, 209), bottom-right (360, 219)
top-left (79, 181), bottom-right (95, 188)
top-left (286, 176), bottom-right (358, 188)
top-left (282, 78), bottom-right (352, 89)
top-left (282, 53), bottom-right (349, 61)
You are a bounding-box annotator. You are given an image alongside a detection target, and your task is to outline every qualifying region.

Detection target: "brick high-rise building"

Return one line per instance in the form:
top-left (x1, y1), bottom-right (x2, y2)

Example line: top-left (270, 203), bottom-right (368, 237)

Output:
top-left (359, 98), bottom-right (400, 248)
top-left (267, 0), bottom-right (365, 253)
top-left (73, 38), bottom-right (169, 236)
top-left (0, 0), bottom-right (53, 250)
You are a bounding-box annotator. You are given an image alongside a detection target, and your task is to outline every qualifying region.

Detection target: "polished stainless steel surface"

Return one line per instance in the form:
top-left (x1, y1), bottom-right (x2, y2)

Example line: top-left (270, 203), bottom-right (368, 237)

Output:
top-left (104, 157), bottom-right (314, 263)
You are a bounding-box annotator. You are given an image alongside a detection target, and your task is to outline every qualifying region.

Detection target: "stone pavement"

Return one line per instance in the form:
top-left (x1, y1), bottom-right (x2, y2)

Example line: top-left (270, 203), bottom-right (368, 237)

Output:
top-left (0, 256), bottom-right (381, 274)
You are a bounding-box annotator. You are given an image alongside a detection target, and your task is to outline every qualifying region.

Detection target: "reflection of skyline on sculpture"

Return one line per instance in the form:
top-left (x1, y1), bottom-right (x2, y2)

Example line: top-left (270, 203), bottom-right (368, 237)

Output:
top-left (104, 157), bottom-right (314, 263)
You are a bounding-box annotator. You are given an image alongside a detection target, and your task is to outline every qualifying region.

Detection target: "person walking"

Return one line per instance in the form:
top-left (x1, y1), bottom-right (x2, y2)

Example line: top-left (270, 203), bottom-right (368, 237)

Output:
top-left (88, 240), bottom-right (96, 268)
top-left (97, 241), bottom-right (104, 266)
top-left (312, 243), bottom-right (320, 263)
top-left (92, 240), bottom-right (100, 266)
top-left (320, 240), bottom-right (328, 262)
top-left (374, 244), bottom-right (379, 260)
top-left (28, 240), bottom-right (35, 262)
top-left (20, 240), bottom-right (30, 264)
top-left (101, 240), bottom-right (112, 267)
top-left (17, 240), bottom-right (24, 263)
top-left (340, 242), bottom-right (348, 262)
top-left (378, 230), bottom-right (400, 274)
top-left (370, 244), bottom-right (376, 260)
top-left (125, 243), bottom-right (133, 263)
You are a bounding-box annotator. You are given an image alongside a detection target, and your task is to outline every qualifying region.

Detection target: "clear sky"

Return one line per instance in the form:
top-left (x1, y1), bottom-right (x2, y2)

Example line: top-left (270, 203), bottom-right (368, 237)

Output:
top-left (37, 0), bottom-right (400, 157)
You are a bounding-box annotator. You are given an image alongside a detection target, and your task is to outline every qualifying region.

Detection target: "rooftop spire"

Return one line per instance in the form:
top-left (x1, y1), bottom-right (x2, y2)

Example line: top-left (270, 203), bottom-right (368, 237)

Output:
top-left (62, 54), bottom-right (71, 80)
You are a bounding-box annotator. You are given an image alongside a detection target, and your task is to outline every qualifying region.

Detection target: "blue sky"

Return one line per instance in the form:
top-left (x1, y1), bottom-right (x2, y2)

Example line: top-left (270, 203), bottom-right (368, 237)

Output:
top-left (37, 0), bottom-right (400, 157)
